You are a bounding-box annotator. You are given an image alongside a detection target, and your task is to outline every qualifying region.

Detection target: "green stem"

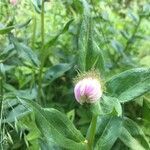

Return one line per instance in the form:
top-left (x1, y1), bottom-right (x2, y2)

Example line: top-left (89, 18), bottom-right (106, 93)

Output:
top-left (87, 115), bottom-right (98, 150)
top-left (0, 77), bottom-right (3, 149)
top-left (31, 13), bottom-right (37, 49)
top-left (41, 0), bottom-right (45, 47)
top-left (124, 16), bottom-right (142, 52)
top-left (38, 0), bottom-right (45, 105)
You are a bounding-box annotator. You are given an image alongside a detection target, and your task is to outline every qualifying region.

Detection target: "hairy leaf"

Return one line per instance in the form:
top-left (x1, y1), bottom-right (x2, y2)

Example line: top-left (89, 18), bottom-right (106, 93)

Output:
top-left (106, 68), bottom-right (150, 102)
top-left (95, 116), bottom-right (122, 150)
top-left (20, 98), bottom-right (86, 150)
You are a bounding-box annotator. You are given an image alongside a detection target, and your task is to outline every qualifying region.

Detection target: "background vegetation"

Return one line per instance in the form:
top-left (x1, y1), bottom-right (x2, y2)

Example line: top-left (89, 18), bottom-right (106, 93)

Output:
top-left (0, 0), bottom-right (150, 149)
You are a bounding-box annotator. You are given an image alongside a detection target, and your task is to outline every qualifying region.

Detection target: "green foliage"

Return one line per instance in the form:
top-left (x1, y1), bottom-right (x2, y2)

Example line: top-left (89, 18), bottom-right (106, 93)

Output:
top-left (106, 68), bottom-right (150, 102)
top-left (0, 19), bottom-right (31, 34)
top-left (0, 0), bottom-right (150, 149)
top-left (20, 98), bottom-right (86, 150)
top-left (78, 0), bottom-right (105, 74)
top-left (95, 116), bottom-right (122, 150)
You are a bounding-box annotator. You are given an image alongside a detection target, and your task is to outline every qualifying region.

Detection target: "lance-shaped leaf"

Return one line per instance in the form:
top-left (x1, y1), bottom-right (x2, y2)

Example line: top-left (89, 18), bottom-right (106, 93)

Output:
top-left (44, 63), bottom-right (72, 84)
top-left (19, 98), bottom-right (86, 150)
top-left (122, 117), bottom-right (150, 149)
top-left (78, 0), bottom-right (105, 74)
top-left (95, 116), bottom-right (122, 150)
top-left (0, 19), bottom-right (31, 34)
top-left (106, 68), bottom-right (150, 102)
top-left (10, 35), bottom-right (40, 66)
top-left (119, 127), bottom-right (145, 150)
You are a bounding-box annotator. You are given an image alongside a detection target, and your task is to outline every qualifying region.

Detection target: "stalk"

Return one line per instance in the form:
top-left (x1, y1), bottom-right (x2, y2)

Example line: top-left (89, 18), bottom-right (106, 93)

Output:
top-left (41, 0), bottom-right (45, 46)
top-left (38, 0), bottom-right (45, 105)
top-left (0, 76), bottom-right (3, 149)
top-left (31, 13), bottom-right (37, 49)
top-left (87, 115), bottom-right (98, 150)
top-left (124, 16), bottom-right (142, 52)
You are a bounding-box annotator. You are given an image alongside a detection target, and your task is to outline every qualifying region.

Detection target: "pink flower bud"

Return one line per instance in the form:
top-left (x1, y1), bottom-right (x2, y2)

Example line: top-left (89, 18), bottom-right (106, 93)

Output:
top-left (74, 77), bottom-right (102, 104)
top-left (10, 0), bottom-right (18, 6)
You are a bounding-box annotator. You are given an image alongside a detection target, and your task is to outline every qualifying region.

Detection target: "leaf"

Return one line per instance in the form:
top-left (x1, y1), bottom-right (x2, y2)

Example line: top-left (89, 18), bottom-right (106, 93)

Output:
top-left (123, 117), bottom-right (150, 149)
top-left (31, 0), bottom-right (42, 13)
top-left (39, 137), bottom-right (61, 150)
top-left (44, 19), bottom-right (74, 50)
top-left (15, 88), bottom-right (38, 100)
top-left (111, 40), bottom-right (124, 54)
top-left (128, 11), bottom-right (139, 23)
top-left (95, 116), bottom-right (122, 150)
top-left (67, 109), bottom-right (75, 122)
top-left (143, 99), bottom-right (150, 122)
top-left (16, 19), bottom-right (32, 28)
top-left (106, 68), bottom-right (150, 102)
top-left (78, 0), bottom-right (105, 74)
top-left (119, 127), bottom-right (145, 150)
top-left (0, 63), bottom-right (5, 76)
top-left (0, 19), bottom-right (31, 34)
top-left (0, 26), bottom-right (14, 35)
top-left (10, 35), bottom-right (40, 66)
top-left (41, 19), bottom-right (74, 64)
top-left (19, 98), bottom-right (86, 150)
top-left (142, 99), bottom-right (150, 142)
top-left (99, 95), bottom-right (122, 116)
top-left (44, 63), bottom-right (72, 83)
top-left (142, 3), bottom-right (150, 16)
top-left (3, 104), bottom-right (30, 123)
top-left (90, 41), bottom-right (105, 74)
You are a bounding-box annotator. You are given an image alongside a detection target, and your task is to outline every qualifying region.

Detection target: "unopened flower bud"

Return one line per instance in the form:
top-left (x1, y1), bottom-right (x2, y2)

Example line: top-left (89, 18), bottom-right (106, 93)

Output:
top-left (74, 77), bottom-right (102, 104)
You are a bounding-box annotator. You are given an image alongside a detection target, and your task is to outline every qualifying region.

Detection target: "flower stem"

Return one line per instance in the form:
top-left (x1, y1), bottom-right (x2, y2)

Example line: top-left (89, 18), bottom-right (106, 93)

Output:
top-left (0, 76), bottom-right (3, 149)
top-left (31, 13), bottom-right (37, 49)
top-left (38, 0), bottom-right (45, 105)
top-left (87, 115), bottom-right (98, 150)
top-left (41, 0), bottom-right (45, 47)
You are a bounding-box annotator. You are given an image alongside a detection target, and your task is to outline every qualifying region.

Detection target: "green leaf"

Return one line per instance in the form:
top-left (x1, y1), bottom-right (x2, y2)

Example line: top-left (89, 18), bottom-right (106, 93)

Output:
top-left (41, 19), bottom-right (74, 64)
top-left (44, 19), bottom-right (74, 50)
top-left (0, 19), bottom-right (31, 34)
top-left (89, 95), bottom-right (122, 116)
top-left (142, 99), bottom-right (150, 142)
top-left (3, 104), bottom-right (30, 123)
top-left (106, 68), bottom-right (150, 102)
top-left (143, 99), bottom-right (150, 122)
top-left (39, 137), bottom-right (61, 150)
top-left (119, 127), bottom-right (145, 150)
top-left (95, 116), bottom-right (122, 150)
top-left (0, 26), bottom-right (14, 35)
top-left (31, 0), bottom-right (42, 13)
top-left (19, 98), bottom-right (86, 150)
top-left (128, 11), bottom-right (139, 23)
top-left (99, 95), bottom-right (122, 116)
top-left (111, 40), bottom-right (124, 54)
top-left (123, 117), bottom-right (150, 149)
top-left (78, 0), bottom-right (105, 73)
top-left (15, 88), bottom-right (38, 100)
top-left (10, 35), bottom-right (40, 66)
top-left (44, 63), bottom-right (72, 83)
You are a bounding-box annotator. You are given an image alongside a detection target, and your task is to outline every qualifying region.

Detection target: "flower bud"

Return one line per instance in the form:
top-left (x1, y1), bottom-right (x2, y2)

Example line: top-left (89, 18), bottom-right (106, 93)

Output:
top-left (74, 77), bottom-right (102, 104)
top-left (10, 0), bottom-right (18, 6)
